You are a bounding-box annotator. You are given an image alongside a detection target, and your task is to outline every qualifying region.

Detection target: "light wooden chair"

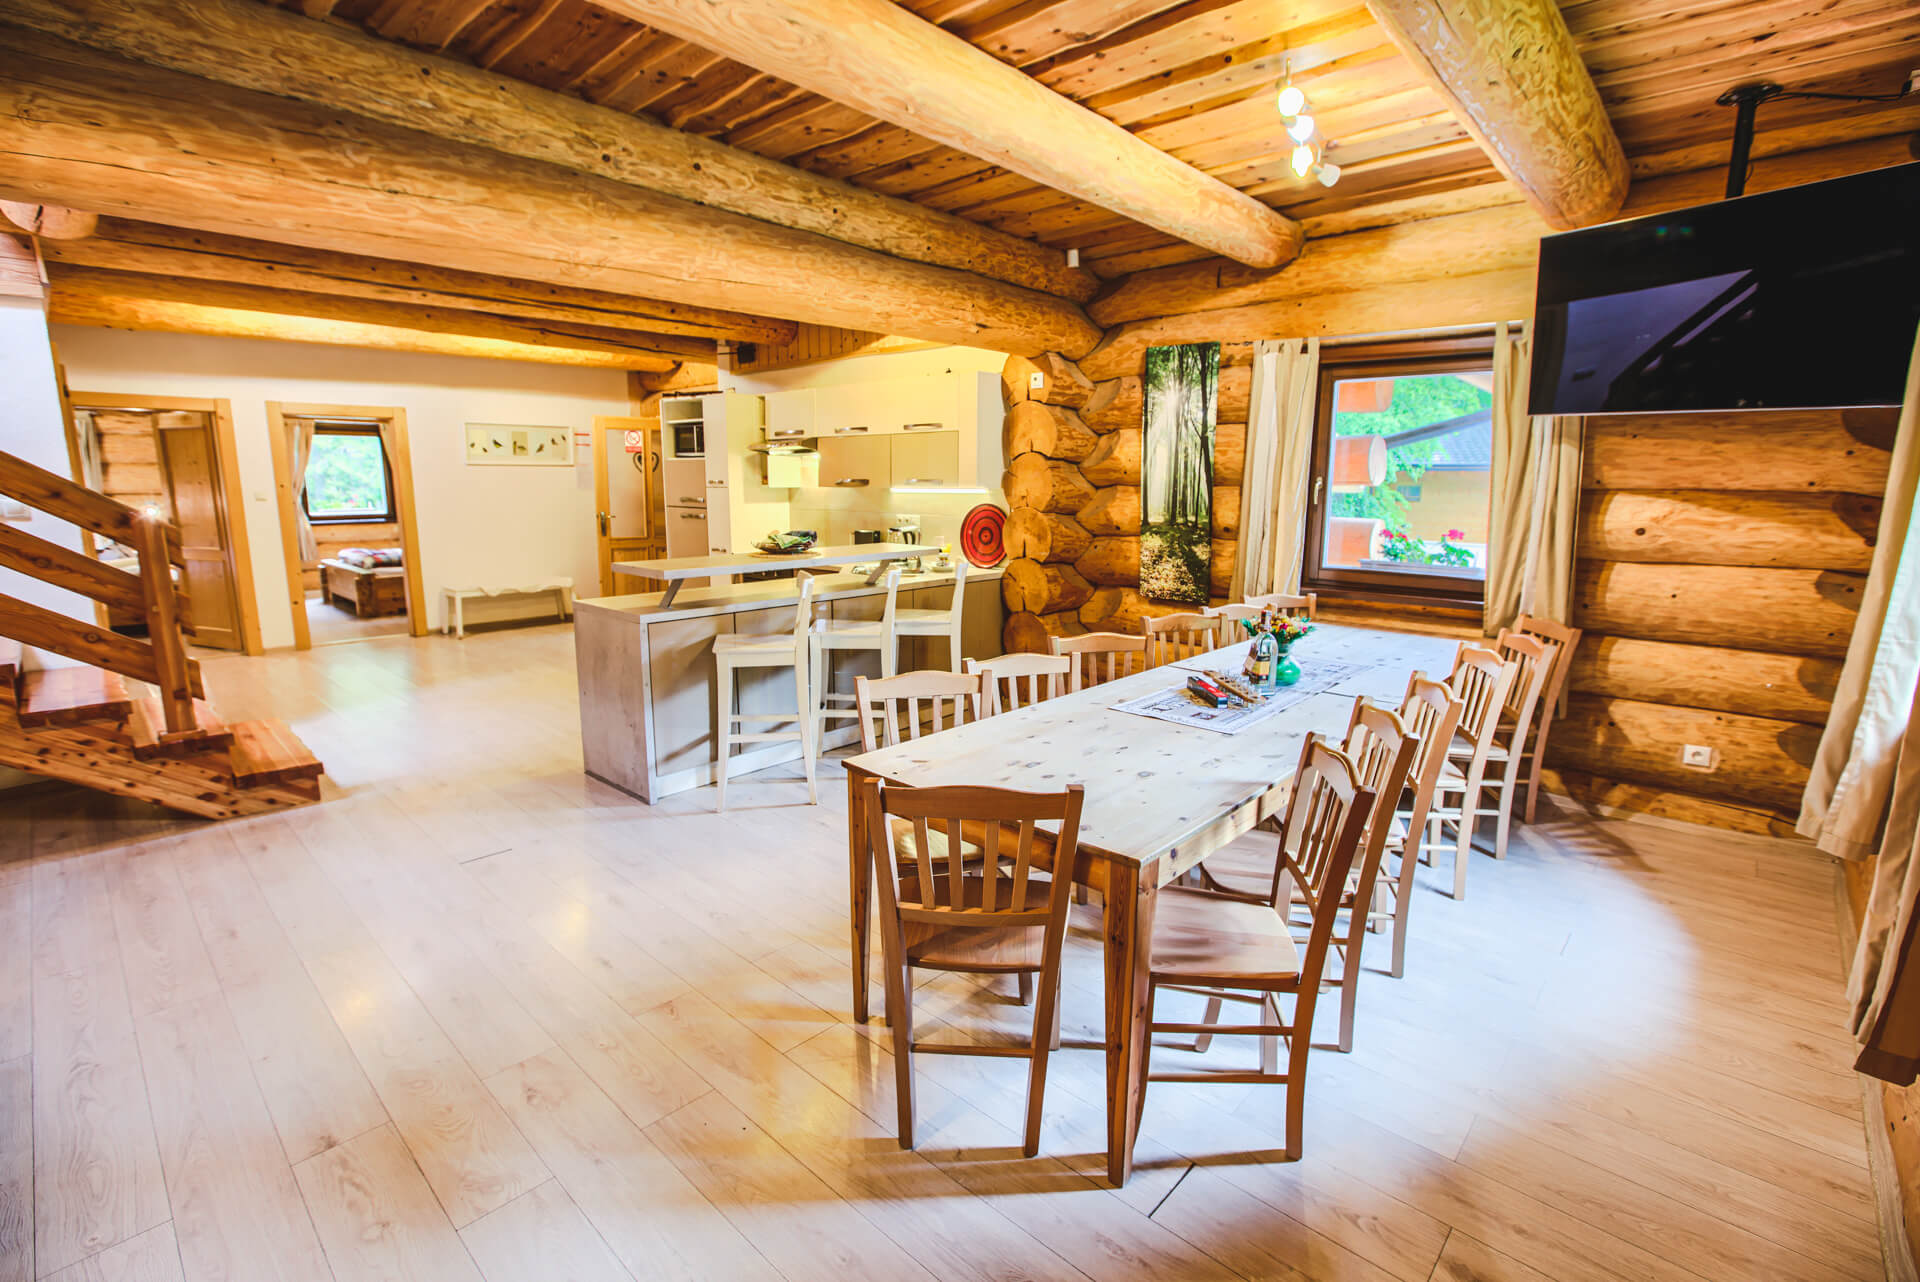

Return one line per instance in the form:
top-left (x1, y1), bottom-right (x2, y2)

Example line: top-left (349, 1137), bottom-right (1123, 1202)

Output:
top-left (810, 566), bottom-right (901, 752)
top-left (861, 777), bottom-right (1085, 1156)
top-left (1204, 602), bottom-right (1265, 637)
top-left (712, 574), bottom-right (817, 812)
top-left (1143, 735), bottom-right (1373, 1159)
top-left (1428, 643), bottom-right (1519, 898)
top-left (1050, 632), bottom-right (1147, 692)
top-left (1378, 671), bottom-right (1464, 977)
top-left (965, 652), bottom-right (1070, 716)
top-left (1143, 612), bottom-right (1224, 668)
top-left (854, 669), bottom-right (986, 753)
top-left (1511, 614), bottom-right (1582, 822)
top-left (1246, 592), bottom-right (1316, 619)
top-left (895, 560), bottom-right (970, 672)
top-left (1441, 631), bottom-right (1556, 866)
top-left (1191, 698), bottom-right (1419, 1052)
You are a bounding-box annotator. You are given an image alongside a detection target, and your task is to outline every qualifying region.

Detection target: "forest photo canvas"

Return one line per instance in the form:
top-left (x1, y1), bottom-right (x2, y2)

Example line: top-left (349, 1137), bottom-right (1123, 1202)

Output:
top-left (1141, 341), bottom-right (1218, 605)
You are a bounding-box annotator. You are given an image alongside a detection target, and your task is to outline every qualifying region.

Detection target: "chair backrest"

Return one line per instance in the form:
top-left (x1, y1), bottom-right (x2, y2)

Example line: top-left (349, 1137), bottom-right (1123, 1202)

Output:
top-left (1205, 602), bottom-right (1264, 632)
top-left (1448, 644), bottom-right (1516, 758)
top-left (1513, 612), bottom-right (1581, 718)
top-left (862, 780), bottom-right (1085, 937)
top-left (1050, 631), bottom-right (1147, 692)
top-left (966, 652), bottom-right (1070, 716)
top-left (783, 574), bottom-right (818, 664)
top-left (1493, 630), bottom-right (1556, 744)
top-left (1143, 612), bottom-right (1222, 668)
top-left (1273, 735), bottom-right (1375, 984)
top-left (1341, 698), bottom-right (1421, 872)
top-left (943, 559), bottom-right (970, 626)
top-left (877, 565), bottom-right (903, 635)
top-left (855, 670), bottom-right (986, 752)
top-left (1246, 591), bottom-right (1316, 619)
top-left (1395, 670), bottom-right (1464, 832)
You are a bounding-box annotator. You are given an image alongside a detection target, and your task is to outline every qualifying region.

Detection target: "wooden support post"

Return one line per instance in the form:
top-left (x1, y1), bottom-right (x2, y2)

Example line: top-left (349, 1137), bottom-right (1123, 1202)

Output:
top-left (135, 513), bottom-right (195, 733)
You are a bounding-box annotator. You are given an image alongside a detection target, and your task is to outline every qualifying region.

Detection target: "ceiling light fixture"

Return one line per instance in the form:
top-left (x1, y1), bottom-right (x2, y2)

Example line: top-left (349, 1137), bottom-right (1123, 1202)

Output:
top-left (1290, 143), bottom-right (1316, 178)
top-left (1287, 113), bottom-right (1316, 143)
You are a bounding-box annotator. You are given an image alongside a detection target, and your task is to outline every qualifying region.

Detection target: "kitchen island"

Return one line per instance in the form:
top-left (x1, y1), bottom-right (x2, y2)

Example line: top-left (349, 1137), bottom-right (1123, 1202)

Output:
top-left (575, 559), bottom-right (1004, 803)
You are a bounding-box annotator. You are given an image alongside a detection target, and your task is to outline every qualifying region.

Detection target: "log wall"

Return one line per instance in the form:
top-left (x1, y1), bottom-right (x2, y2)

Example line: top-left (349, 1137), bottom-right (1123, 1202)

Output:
top-left (1547, 408), bottom-right (1896, 833)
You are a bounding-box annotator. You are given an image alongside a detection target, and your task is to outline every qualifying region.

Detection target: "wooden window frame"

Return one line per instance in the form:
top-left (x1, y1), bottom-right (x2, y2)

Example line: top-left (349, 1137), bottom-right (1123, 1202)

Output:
top-left (301, 423), bottom-right (398, 525)
top-left (1300, 337), bottom-right (1496, 611)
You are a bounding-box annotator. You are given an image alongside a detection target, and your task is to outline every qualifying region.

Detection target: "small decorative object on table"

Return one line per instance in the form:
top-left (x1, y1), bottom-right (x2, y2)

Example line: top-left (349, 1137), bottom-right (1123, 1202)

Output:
top-left (1241, 608), bottom-right (1316, 689)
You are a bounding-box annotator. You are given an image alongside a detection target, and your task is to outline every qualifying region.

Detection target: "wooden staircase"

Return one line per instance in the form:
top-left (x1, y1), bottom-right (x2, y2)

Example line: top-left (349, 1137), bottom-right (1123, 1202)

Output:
top-left (0, 450), bottom-right (324, 818)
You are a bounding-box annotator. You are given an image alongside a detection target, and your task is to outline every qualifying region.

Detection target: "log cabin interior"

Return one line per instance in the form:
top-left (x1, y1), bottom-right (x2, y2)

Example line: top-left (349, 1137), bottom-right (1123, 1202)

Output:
top-left (1, 0), bottom-right (1919, 1277)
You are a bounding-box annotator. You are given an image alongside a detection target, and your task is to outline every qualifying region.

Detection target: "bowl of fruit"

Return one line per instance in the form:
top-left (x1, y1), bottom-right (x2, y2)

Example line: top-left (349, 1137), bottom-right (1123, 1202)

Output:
top-left (752, 529), bottom-right (818, 555)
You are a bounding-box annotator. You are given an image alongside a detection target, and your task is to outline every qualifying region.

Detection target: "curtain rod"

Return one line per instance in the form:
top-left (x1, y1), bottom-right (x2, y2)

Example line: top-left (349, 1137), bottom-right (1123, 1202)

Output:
top-left (1317, 321), bottom-right (1523, 347)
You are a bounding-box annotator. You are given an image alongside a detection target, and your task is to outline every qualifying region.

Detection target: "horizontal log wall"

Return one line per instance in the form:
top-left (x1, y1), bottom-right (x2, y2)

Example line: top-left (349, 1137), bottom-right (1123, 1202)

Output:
top-left (1552, 408), bottom-right (1896, 830)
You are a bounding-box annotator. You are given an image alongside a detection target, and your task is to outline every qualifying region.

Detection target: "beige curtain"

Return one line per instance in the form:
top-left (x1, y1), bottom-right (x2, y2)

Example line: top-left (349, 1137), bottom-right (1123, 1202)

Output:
top-left (1485, 321), bottom-right (1584, 634)
top-left (1236, 337), bottom-right (1320, 600)
top-left (289, 416), bottom-right (318, 561)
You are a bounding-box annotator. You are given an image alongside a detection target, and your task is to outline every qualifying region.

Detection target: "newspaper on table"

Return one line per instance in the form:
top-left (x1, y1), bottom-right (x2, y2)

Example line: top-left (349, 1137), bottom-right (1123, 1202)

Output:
top-left (1110, 680), bottom-right (1322, 735)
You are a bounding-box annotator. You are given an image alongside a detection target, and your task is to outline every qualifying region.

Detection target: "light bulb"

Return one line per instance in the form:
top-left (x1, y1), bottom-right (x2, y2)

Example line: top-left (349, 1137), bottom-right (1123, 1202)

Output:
top-left (1315, 160), bottom-right (1342, 188)
top-left (1276, 82), bottom-right (1306, 117)
top-left (1287, 113), bottom-right (1316, 143)
top-left (1291, 143), bottom-right (1315, 178)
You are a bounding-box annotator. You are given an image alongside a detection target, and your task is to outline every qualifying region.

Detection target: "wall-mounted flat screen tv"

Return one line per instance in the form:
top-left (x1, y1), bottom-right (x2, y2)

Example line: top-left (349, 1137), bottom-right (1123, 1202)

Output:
top-left (1529, 161), bottom-right (1920, 415)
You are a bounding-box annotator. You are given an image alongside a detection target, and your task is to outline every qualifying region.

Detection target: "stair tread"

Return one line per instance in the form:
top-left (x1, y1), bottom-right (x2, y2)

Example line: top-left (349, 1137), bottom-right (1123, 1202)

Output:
top-left (229, 717), bottom-right (324, 786)
top-left (127, 693), bottom-right (233, 760)
top-left (0, 638), bottom-right (20, 680)
top-left (19, 666), bottom-right (132, 727)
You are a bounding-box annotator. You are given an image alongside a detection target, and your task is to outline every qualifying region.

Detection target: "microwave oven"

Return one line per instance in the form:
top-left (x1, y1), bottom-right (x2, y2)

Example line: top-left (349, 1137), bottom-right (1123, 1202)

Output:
top-left (671, 421), bottom-right (704, 458)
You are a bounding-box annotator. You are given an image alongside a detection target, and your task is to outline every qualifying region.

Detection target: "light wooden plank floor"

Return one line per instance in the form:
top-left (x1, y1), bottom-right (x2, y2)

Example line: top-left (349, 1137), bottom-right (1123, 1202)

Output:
top-left (0, 624), bottom-right (1885, 1282)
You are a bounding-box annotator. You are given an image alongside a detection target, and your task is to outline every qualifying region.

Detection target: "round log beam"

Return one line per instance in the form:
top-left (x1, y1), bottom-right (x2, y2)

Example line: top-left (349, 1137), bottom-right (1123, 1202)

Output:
top-left (1004, 401), bottom-right (1097, 464)
top-left (1077, 487), bottom-right (1142, 536)
top-left (1075, 536), bottom-right (1140, 587)
top-left (1002, 352), bottom-right (1095, 409)
top-left (1004, 453), bottom-right (1095, 514)
top-left (1080, 430), bottom-right (1142, 488)
top-left (1004, 509), bottom-right (1091, 564)
top-left (0, 199), bottom-right (97, 239)
top-left (1002, 559), bottom-right (1094, 614)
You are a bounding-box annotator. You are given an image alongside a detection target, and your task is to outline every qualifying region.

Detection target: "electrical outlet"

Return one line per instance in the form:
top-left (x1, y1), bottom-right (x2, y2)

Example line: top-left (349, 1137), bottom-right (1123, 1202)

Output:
top-left (1029, 372), bottom-right (1045, 390)
top-left (1680, 743), bottom-right (1715, 770)
top-left (0, 497), bottom-right (29, 521)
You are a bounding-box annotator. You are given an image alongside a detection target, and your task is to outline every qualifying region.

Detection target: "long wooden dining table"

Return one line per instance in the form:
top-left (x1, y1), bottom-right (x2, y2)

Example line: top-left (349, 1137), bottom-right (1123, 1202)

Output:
top-left (842, 622), bottom-right (1462, 1185)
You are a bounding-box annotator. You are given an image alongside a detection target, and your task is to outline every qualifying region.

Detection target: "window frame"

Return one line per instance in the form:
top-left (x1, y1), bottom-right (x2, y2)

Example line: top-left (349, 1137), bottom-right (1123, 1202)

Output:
top-left (301, 424), bottom-right (397, 525)
top-left (1299, 336), bottom-right (1496, 610)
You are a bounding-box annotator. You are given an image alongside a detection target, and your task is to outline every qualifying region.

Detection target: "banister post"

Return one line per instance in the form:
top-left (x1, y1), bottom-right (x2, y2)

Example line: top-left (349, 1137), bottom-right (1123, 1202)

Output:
top-left (136, 510), bottom-right (196, 734)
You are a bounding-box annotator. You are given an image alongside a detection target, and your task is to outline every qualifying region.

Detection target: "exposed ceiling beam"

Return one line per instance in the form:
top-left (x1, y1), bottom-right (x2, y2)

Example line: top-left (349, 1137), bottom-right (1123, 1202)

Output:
top-left (0, 0), bottom-right (1095, 303)
top-left (0, 200), bottom-right (96, 239)
top-left (0, 32), bottom-right (1103, 358)
top-left (44, 220), bottom-right (798, 347)
top-left (584, 0), bottom-right (1306, 269)
top-left (1365, 0), bottom-right (1630, 229)
top-left (48, 266), bottom-right (706, 370)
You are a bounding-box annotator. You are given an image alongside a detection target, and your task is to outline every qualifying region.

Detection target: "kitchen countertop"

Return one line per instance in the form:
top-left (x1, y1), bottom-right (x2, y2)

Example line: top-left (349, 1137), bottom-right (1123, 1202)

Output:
top-left (575, 563), bottom-right (1002, 624)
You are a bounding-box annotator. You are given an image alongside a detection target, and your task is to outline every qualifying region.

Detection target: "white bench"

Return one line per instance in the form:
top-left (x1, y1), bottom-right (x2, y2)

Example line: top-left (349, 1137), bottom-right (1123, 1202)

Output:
top-left (440, 579), bottom-right (574, 639)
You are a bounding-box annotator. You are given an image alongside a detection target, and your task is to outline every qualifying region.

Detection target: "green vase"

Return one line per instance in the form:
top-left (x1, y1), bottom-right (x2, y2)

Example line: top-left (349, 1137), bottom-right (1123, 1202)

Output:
top-left (1275, 644), bottom-right (1301, 687)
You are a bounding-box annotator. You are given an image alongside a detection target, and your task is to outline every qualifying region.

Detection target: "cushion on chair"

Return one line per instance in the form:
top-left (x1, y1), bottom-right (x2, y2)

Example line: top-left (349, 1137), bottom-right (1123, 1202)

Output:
top-left (1150, 886), bottom-right (1301, 986)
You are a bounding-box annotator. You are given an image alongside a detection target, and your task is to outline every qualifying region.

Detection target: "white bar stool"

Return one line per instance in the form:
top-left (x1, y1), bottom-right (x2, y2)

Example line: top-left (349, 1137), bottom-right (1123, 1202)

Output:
top-left (810, 566), bottom-right (902, 753)
top-left (894, 560), bottom-right (969, 671)
top-left (712, 575), bottom-right (818, 812)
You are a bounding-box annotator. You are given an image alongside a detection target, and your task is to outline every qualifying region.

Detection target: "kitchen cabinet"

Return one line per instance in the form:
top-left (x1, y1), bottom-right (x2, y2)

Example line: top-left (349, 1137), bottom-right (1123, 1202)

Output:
top-left (888, 430), bottom-right (961, 491)
top-left (764, 389), bottom-right (815, 441)
top-left (815, 433), bottom-right (890, 491)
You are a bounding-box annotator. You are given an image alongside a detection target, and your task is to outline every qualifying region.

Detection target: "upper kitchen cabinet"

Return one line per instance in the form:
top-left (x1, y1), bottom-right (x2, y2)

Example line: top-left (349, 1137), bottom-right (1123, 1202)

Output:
top-left (805, 370), bottom-right (1001, 491)
top-left (763, 389), bottom-right (815, 442)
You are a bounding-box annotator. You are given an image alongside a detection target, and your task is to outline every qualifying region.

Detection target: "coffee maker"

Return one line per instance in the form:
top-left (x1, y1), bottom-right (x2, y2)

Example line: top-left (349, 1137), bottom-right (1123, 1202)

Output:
top-left (887, 514), bottom-right (923, 572)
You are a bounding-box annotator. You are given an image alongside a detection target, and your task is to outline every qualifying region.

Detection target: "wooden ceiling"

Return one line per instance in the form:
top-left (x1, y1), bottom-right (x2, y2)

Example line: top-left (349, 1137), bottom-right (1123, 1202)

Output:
top-left (272, 0), bottom-right (1920, 281)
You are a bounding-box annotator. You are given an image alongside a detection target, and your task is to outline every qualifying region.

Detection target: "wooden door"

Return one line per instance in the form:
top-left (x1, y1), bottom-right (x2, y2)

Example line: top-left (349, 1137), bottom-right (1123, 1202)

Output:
top-left (154, 411), bottom-right (245, 650)
top-left (593, 415), bottom-right (664, 595)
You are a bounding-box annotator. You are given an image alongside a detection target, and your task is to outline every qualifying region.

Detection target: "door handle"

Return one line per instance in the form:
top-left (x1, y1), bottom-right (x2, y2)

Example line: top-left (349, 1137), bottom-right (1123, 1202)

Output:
top-left (1312, 476), bottom-right (1324, 506)
top-left (596, 511), bottom-right (610, 537)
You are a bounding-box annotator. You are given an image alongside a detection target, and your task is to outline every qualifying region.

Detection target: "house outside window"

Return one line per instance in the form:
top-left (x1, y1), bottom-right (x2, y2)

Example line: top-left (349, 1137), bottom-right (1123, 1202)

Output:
top-left (304, 426), bottom-right (396, 523)
top-left (1301, 339), bottom-right (1495, 606)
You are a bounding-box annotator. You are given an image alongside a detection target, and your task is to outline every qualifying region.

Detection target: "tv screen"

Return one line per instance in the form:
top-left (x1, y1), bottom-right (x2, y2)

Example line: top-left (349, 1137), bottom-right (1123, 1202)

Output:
top-left (1529, 161), bottom-right (1920, 415)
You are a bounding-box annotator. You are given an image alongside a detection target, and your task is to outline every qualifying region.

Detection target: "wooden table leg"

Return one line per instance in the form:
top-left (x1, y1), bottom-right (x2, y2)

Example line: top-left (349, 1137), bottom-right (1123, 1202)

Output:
top-left (847, 764), bottom-right (873, 1023)
top-left (1103, 860), bottom-right (1156, 1186)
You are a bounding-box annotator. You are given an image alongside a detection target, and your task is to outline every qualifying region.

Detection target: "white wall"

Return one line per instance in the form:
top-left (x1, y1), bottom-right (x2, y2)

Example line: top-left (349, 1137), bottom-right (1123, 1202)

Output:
top-left (53, 328), bottom-right (630, 648)
top-left (1, 299), bottom-right (93, 624)
top-left (723, 346), bottom-right (1007, 551)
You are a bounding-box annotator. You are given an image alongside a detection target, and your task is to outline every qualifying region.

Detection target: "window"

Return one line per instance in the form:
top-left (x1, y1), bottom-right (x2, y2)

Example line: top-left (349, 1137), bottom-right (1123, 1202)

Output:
top-left (1301, 340), bottom-right (1495, 606)
top-left (303, 426), bottom-right (395, 523)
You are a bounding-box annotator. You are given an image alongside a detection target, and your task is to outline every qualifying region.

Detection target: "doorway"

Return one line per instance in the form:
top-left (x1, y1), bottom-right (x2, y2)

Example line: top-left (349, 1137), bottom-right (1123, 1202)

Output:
top-left (266, 402), bottom-right (426, 650)
top-left (64, 391), bottom-right (264, 654)
top-left (592, 414), bottom-right (664, 595)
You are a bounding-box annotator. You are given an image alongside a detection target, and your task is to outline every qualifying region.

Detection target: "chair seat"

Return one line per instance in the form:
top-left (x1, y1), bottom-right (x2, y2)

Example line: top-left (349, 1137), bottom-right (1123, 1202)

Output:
top-left (1445, 731), bottom-right (1510, 762)
top-left (713, 632), bottom-right (804, 659)
top-left (897, 873), bottom-right (1044, 973)
top-left (889, 815), bottom-right (991, 866)
top-left (894, 609), bottom-right (955, 633)
top-left (1150, 886), bottom-right (1301, 986)
top-left (812, 618), bottom-right (885, 639)
top-left (1196, 831), bottom-right (1278, 899)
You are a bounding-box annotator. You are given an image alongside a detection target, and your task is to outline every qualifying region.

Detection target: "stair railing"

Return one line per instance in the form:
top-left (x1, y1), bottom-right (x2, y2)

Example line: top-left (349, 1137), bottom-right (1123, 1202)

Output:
top-left (0, 447), bottom-right (201, 732)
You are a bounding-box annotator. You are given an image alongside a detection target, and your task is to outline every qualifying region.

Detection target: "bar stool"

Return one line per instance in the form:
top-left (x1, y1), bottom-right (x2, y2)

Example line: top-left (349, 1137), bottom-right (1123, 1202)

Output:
top-left (894, 560), bottom-right (970, 672)
top-left (810, 566), bottom-right (902, 753)
top-left (712, 575), bottom-right (818, 812)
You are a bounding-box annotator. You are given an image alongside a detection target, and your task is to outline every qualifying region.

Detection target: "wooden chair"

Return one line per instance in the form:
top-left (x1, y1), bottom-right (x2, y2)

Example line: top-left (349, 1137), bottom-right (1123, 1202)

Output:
top-left (1143, 735), bottom-right (1373, 1159)
top-left (1245, 591), bottom-right (1317, 619)
top-left (895, 560), bottom-right (970, 672)
top-left (1511, 614), bottom-right (1582, 822)
top-left (965, 652), bottom-right (1070, 716)
top-left (1441, 632), bottom-right (1556, 865)
top-left (1050, 632), bottom-right (1147, 692)
top-left (854, 669), bottom-right (986, 753)
top-left (861, 778), bottom-right (1085, 1156)
top-left (811, 567), bottom-right (902, 752)
top-left (1378, 671), bottom-right (1464, 977)
top-left (1142, 612), bottom-right (1224, 668)
top-left (1428, 644), bottom-right (1518, 899)
top-left (712, 574), bottom-right (817, 812)
top-left (1191, 699), bottom-right (1419, 1051)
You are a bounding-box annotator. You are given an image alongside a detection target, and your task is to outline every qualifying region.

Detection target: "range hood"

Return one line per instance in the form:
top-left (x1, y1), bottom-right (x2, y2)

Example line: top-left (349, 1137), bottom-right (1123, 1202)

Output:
top-left (749, 440), bottom-right (818, 457)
